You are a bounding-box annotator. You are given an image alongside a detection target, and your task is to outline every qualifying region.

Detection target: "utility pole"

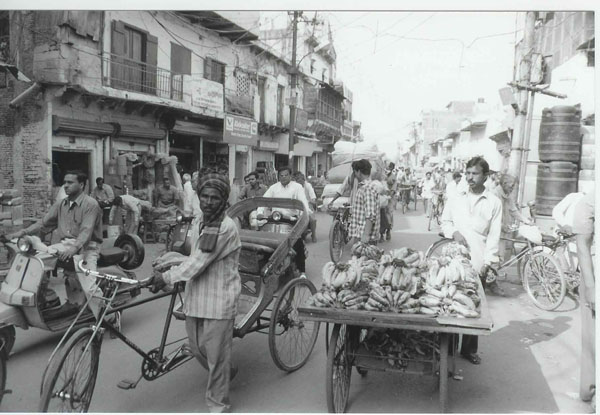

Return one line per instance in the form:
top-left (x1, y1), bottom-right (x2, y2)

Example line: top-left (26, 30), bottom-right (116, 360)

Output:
top-left (507, 12), bottom-right (536, 195)
top-left (288, 11), bottom-right (300, 167)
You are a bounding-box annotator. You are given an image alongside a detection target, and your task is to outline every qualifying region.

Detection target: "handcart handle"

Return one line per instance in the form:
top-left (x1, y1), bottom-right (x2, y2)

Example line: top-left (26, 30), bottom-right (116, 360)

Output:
top-left (78, 260), bottom-right (140, 285)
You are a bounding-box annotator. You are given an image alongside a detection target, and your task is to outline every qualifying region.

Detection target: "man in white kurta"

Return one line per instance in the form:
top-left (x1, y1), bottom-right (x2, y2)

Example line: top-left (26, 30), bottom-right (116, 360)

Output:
top-left (441, 156), bottom-right (502, 365)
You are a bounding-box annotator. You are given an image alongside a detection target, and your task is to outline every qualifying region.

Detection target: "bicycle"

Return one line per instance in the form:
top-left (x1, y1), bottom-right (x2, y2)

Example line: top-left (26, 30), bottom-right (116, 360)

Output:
top-left (425, 227), bottom-right (568, 311)
top-left (427, 191), bottom-right (445, 232)
top-left (329, 203), bottom-right (351, 263)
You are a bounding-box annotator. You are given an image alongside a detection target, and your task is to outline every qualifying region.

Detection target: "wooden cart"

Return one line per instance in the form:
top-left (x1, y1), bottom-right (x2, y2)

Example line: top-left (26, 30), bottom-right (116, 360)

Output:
top-left (298, 286), bottom-right (493, 413)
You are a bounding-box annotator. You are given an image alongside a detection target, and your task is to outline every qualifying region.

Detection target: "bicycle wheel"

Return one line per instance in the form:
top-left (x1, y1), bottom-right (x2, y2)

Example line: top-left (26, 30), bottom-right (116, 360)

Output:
top-left (522, 251), bottom-right (566, 311)
top-left (39, 328), bottom-right (101, 413)
top-left (436, 201), bottom-right (444, 225)
top-left (269, 277), bottom-right (320, 372)
top-left (329, 219), bottom-right (345, 263)
top-left (326, 324), bottom-right (351, 413)
top-left (425, 238), bottom-right (453, 261)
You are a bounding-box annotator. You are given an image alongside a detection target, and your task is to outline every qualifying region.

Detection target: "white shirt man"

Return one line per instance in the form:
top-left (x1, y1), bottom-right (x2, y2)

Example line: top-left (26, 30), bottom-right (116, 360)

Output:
top-left (552, 192), bottom-right (586, 232)
top-left (182, 174), bottom-right (195, 216)
top-left (109, 194), bottom-right (153, 234)
top-left (258, 169), bottom-right (310, 218)
top-left (440, 157), bottom-right (503, 366)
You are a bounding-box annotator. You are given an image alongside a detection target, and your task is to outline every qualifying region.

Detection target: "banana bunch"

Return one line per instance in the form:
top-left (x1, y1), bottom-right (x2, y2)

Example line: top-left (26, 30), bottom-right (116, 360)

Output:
top-left (307, 290), bottom-right (337, 308)
top-left (418, 284), bottom-right (480, 318)
top-left (441, 242), bottom-right (471, 259)
top-left (426, 256), bottom-right (469, 288)
top-left (352, 242), bottom-right (384, 260)
top-left (321, 261), bottom-right (363, 290)
top-left (360, 259), bottom-right (380, 282)
top-left (336, 289), bottom-right (370, 310)
top-left (364, 282), bottom-right (420, 313)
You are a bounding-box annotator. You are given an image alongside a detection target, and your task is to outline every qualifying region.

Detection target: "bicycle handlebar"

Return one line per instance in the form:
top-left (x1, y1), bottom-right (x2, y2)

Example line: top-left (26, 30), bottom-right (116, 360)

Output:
top-left (78, 260), bottom-right (143, 286)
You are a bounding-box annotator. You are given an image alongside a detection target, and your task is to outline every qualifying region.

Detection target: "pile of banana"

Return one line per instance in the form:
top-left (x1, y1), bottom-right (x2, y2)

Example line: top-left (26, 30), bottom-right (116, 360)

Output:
top-left (352, 241), bottom-right (384, 260)
top-left (307, 243), bottom-right (483, 319)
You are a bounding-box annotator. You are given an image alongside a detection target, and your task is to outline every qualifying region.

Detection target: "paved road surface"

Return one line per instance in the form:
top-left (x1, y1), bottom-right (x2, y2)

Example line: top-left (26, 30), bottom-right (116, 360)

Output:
top-left (1, 206), bottom-right (592, 413)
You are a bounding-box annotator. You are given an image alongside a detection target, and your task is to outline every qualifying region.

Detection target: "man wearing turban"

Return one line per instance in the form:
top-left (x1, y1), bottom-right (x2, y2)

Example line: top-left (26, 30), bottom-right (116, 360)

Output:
top-left (151, 173), bottom-right (241, 412)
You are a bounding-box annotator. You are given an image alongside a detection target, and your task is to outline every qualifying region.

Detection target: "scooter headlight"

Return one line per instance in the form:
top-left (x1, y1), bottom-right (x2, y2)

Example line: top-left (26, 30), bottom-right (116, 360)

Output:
top-left (176, 213), bottom-right (183, 223)
top-left (17, 237), bottom-right (32, 253)
top-left (272, 211), bottom-right (282, 222)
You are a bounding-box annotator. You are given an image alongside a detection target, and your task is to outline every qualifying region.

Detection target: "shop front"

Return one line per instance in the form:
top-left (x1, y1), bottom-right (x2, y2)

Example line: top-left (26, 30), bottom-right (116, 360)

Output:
top-left (169, 119), bottom-right (223, 174)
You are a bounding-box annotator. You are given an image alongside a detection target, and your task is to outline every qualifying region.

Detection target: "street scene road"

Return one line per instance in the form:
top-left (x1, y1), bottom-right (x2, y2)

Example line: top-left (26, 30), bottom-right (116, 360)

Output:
top-left (2, 207), bottom-right (589, 413)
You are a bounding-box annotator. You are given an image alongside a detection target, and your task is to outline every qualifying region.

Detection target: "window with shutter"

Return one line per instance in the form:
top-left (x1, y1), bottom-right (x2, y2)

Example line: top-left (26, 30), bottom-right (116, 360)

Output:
top-left (144, 34), bottom-right (158, 94)
top-left (204, 57), bottom-right (225, 84)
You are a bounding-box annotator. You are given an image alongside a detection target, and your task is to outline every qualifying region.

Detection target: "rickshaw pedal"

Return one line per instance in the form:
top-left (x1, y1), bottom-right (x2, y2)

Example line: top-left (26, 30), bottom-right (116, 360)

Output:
top-left (117, 379), bottom-right (138, 390)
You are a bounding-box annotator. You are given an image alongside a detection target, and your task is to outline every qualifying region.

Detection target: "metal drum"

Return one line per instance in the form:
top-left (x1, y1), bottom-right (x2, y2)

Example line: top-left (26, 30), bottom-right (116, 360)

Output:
top-left (535, 161), bottom-right (578, 216)
top-left (538, 106), bottom-right (582, 163)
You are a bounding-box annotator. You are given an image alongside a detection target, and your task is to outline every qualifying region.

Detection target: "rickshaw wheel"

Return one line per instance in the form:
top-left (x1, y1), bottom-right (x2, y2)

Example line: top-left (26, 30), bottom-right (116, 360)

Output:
top-left (269, 277), bottom-right (320, 372)
top-left (326, 324), bottom-right (351, 413)
top-left (0, 326), bottom-right (16, 358)
top-left (39, 328), bottom-right (100, 413)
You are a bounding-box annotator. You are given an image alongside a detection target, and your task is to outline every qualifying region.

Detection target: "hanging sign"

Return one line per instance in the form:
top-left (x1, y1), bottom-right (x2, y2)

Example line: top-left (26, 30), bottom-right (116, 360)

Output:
top-left (223, 113), bottom-right (258, 146)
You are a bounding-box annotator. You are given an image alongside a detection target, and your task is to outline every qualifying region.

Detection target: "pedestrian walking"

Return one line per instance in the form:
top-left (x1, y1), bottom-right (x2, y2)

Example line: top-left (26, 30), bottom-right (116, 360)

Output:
top-left (182, 173), bottom-right (195, 217)
top-left (295, 172), bottom-right (318, 243)
top-left (572, 190), bottom-right (596, 411)
top-left (422, 172), bottom-right (436, 217)
top-left (440, 156), bottom-right (503, 365)
top-left (150, 173), bottom-right (241, 413)
top-left (347, 159), bottom-right (380, 246)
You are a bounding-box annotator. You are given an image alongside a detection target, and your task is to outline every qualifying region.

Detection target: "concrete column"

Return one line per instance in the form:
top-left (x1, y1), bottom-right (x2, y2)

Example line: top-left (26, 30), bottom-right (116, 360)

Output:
top-left (228, 144), bottom-right (236, 183)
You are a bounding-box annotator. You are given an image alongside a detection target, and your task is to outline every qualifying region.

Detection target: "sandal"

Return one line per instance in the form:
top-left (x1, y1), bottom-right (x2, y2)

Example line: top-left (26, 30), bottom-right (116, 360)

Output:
top-left (461, 352), bottom-right (481, 365)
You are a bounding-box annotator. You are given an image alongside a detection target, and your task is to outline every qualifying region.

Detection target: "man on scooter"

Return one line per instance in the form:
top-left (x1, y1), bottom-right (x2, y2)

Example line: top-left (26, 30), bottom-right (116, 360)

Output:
top-left (5, 170), bottom-right (105, 319)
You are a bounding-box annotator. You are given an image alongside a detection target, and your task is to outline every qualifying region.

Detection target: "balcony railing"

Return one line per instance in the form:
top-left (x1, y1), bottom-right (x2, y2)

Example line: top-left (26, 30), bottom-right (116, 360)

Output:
top-left (102, 53), bottom-right (183, 101)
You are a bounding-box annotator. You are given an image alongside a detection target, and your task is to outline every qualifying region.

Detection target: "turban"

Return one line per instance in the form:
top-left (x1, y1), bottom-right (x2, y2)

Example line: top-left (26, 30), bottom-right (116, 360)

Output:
top-left (196, 174), bottom-right (230, 252)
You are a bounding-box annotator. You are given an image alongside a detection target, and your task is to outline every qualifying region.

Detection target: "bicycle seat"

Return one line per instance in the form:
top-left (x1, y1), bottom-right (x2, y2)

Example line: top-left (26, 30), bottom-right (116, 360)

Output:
top-left (98, 247), bottom-right (127, 267)
top-left (239, 229), bottom-right (287, 251)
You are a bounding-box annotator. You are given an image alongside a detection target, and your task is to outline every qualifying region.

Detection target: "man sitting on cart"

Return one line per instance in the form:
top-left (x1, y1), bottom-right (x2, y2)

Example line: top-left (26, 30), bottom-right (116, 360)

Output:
top-left (258, 166), bottom-right (310, 278)
top-left (151, 173), bottom-right (242, 413)
top-left (440, 156), bottom-right (503, 365)
top-left (347, 159), bottom-right (381, 246)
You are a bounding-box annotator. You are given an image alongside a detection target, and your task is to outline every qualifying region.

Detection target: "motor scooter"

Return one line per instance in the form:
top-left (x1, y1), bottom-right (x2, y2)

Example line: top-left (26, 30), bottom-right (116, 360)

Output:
top-left (165, 211), bottom-right (194, 256)
top-left (0, 232), bottom-right (145, 405)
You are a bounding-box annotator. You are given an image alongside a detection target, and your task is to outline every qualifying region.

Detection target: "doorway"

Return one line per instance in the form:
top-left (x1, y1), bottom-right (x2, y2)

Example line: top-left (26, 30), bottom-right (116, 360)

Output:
top-left (52, 150), bottom-right (92, 194)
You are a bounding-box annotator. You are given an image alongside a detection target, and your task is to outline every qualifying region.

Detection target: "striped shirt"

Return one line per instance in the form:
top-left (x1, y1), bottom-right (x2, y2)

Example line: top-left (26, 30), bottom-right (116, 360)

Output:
top-left (348, 179), bottom-right (380, 242)
top-left (162, 215), bottom-right (242, 319)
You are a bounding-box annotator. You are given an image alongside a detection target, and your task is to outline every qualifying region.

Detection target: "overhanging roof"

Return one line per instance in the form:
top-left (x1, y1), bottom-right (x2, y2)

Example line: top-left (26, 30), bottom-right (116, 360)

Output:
top-left (176, 11), bottom-right (259, 42)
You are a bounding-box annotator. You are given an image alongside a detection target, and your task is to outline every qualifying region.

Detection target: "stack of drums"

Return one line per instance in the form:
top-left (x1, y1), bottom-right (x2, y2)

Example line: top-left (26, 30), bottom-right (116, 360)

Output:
top-left (536, 106), bottom-right (582, 216)
top-left (578, 125), bottom-right (595, 195)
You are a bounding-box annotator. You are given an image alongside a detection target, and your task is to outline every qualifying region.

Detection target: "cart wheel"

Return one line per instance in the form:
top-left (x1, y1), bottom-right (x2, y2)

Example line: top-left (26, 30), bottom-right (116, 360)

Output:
top-left (355, 366), bottom-right (368, 377)
top-left (326, 324), bottom-right (352, 413)
top-left (39, 328), bottom-right (101, 412)
top-left (329, 219), bottom-right (345, 263)
top-left (522, 250), bottom-right (566, 311)
top-left (269, 278), bottom-right (320, 372)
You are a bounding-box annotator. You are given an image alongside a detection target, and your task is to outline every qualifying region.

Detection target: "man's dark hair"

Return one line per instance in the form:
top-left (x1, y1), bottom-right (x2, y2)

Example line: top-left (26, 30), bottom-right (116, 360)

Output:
top-left (113, 196), bottom-right (122, 206)
top-left (64, 170), bottom-right (88, 186)
top-left (247, 171), bottom-right (258, 180)
top-left (278, 166), bottom-right (292, 176)
top-left (388, 162), bottom-right (395, 170)
top-left (466, 156), bottom-right (490, 175)
top-left (452, 171), bottom-right (462, 180)
top-left (351, 159), bottom-right (372, 176)
top-left (95, 177), bottom-right (104, 184)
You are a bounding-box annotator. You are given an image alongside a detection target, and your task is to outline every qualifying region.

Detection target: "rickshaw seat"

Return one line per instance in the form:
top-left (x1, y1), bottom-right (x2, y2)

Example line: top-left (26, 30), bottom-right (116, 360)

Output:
top-left (98, 247), bottom-right (126, 267)
top-left (241, 242), bottom-right (275, 255)
top-left (541, 233), bottom-right (556, 244)
top-left (239, 229), bottom-right (287, 251)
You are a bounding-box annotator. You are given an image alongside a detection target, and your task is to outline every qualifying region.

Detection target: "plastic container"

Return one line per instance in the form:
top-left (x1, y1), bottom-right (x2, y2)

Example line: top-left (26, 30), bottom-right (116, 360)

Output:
top-left (538, 106), bottom-right (582, 163)
top-left (535, 161), bottom-right (578, 216)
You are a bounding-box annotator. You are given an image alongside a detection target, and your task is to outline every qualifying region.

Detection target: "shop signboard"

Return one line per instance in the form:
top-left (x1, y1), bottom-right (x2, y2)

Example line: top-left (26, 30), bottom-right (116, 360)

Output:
top-left (223, 113), bottom-right (258, 146)
top-left (192, 77), bottom-right (224, 113)
top-left (258, 140), bottom-right (280, 151)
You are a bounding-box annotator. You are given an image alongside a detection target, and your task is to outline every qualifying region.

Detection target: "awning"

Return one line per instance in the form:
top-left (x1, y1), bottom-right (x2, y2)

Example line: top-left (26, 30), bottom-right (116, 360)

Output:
top-left (52, 115), bottom-right (115, 136)
top-left (116, 124), bottom-right (166, 141)
top-left (293, 136), bottom-right (320, 157)
top-left (172, 119), bottom-right (222, 141)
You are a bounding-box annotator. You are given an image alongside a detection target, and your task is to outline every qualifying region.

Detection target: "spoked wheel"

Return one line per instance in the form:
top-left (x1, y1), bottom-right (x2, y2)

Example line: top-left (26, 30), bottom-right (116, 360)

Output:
top-left (436, 202), bottom-right (443, 226)
top-left (269, 277), bottom-right (320, 372)
top-left (329, 220), bottom-right (345, 263)
top-left (39, 328), bottom-right (101, 413)
top-left (326, 324), bottom-right (352, 413)
top-left (522, 251), bottom-right (566, 311)
top-left (427, 209), bottom-right (434, 231)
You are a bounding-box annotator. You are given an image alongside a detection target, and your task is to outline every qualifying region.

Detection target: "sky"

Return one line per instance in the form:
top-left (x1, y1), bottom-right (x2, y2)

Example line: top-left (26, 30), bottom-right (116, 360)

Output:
top-left (325, 12), bottom-right (519, 157)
